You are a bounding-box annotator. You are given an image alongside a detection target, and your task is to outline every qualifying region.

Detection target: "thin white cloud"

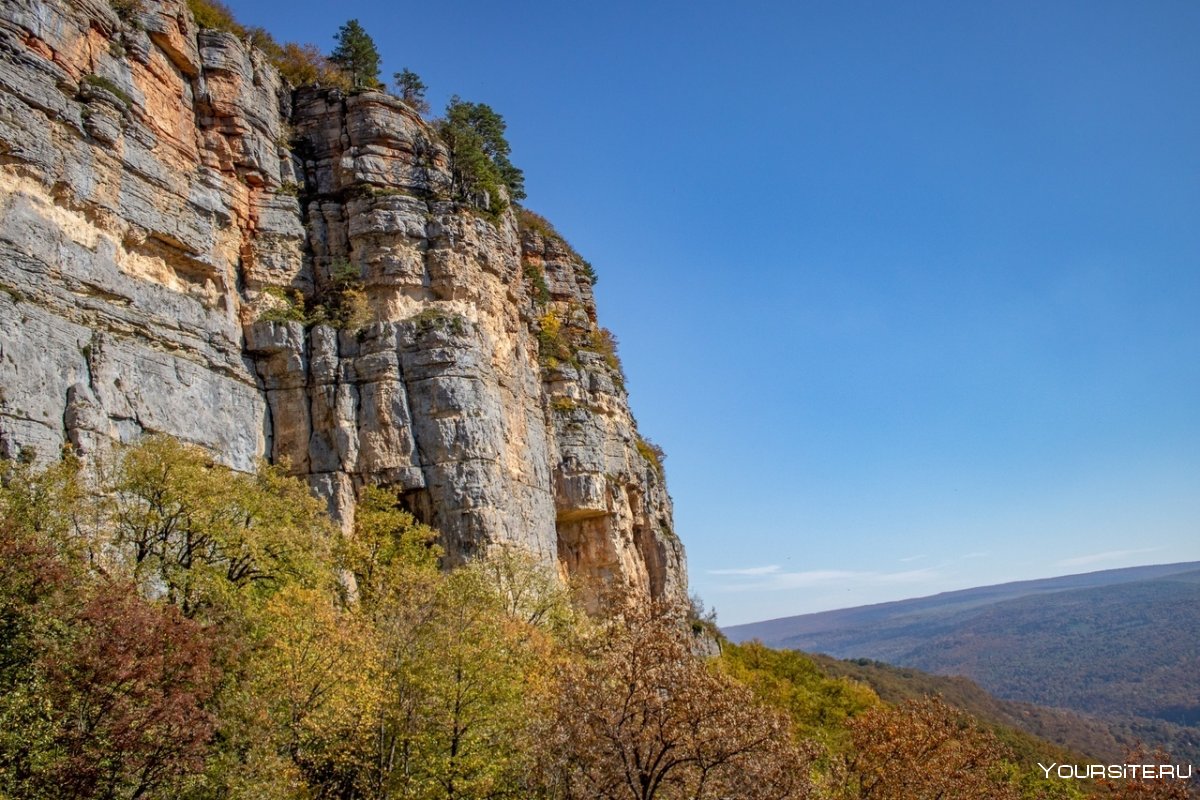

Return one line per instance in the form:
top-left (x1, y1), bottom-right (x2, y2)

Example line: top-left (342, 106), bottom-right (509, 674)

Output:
top-left (707, 565), bottom-right (782, 576)
top-left (715, 567), bottom-right (938, 593)
top-left (1058, 547), bottom-right (1162, 567)
top-left (899, 554), bottom-right (927, 563)
top-left (961, 551), bottom-right (991, 559)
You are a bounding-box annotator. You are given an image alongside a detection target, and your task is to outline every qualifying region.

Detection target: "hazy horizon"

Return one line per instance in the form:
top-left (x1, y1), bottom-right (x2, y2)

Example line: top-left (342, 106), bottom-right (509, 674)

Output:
top-left (722, 558), bottom-right (1200, 627)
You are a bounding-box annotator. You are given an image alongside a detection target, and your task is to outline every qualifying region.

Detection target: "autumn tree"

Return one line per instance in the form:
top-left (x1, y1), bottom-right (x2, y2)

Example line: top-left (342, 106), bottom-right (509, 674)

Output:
top-left (330, 19), bottom-right (381, 89)
top-left (107, 436), bottom-right (334, 618)
top-left (475, 544), bottom-right (578, 633)
top-left (541, 602), bottom-right (815, 800)
top-left (276, 41), bottom-right (351, 90)
top-left (0, 491), bottom-right (217, 800)
top-left (44, 582), bottom-right (218, 799)
top-left (832, 696), bottom-right (1020, 800)
top-left (224, 585), bottom-right (384, 798)
top-left (187, 0), bottom-right (241, 33)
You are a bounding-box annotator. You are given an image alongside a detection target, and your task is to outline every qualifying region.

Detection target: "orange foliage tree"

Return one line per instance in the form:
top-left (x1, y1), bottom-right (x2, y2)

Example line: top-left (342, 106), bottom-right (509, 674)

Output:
top-left (541, 602), bottom-right (815, 800)
top-left (832, 696), bottom-right (1020, 800)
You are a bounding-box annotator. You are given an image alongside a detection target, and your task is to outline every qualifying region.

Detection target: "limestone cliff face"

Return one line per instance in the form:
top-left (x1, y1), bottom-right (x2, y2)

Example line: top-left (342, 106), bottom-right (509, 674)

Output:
top-left (0, 0), bottom-right (686, 604)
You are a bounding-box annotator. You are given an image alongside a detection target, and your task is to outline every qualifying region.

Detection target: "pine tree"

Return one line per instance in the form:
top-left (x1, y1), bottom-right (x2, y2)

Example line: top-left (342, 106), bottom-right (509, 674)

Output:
top-left (393, 68), bottom-right (429, 114)
top-left (330, 19), bottom-right (380, 89)
top-left (438, 96), bottom-right (526, 216)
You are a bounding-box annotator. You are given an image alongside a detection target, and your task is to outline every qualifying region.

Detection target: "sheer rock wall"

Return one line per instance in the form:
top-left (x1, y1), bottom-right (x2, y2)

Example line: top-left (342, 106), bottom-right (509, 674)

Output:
top-left (0, 0), bottom-right (685, 604)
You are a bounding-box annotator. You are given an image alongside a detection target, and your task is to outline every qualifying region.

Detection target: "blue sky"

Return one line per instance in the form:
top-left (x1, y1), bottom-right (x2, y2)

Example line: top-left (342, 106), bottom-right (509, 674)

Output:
top-left (230, 0), bottom-right (1200, 625)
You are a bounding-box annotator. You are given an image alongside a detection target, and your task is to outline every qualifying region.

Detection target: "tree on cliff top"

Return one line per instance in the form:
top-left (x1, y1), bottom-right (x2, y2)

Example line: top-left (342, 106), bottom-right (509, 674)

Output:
top-left (394, 68), bottom-right (430, 114)
top-left (438, 97), bottom-right (526, 219)
top-left (330, 19), bottom-right (381, 89)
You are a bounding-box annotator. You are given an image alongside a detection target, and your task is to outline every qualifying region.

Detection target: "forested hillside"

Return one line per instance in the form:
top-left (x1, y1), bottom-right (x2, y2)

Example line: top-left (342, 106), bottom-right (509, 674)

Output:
top-left (7, 438), bottom-right (1197, 798)
top-left (811, 655), bottom-right (1128, 764)
top-left (726, 568), bottom-right (1200, 770)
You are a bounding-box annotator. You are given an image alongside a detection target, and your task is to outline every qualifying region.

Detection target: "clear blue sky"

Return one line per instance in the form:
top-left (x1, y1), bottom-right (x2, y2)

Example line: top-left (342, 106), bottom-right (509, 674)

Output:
top-left (230, 0), bottom-right (1200, 625)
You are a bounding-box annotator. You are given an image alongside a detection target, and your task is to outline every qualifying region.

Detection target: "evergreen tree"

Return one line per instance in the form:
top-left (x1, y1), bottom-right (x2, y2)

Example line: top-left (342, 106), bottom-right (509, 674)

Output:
top-left (438, 96), bottom-right (526, 217)
top-left (330, 19), bottom-right (381, 89)
top-left (393, 68), bottom-right (429, 114)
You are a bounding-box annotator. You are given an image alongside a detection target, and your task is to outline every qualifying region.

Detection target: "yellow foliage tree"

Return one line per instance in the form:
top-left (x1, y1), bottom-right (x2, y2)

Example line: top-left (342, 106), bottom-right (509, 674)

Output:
top-left (107, 436), bottom-right (334, 619)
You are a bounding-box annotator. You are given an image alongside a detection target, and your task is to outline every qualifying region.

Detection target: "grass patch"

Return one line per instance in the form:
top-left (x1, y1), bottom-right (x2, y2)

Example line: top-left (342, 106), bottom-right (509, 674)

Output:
top-left (0, 283), bottom-right (25, 304)
top-left (587, 327), bottom-right (625, 387)
top-left (409, 308), bottom-right (467, 337)
top-left (550, 396), bottom-right (577, 413)
top-left (109, 0), bottom-right (144, 25)
top-left (82, 74), bottom-right (132, 108)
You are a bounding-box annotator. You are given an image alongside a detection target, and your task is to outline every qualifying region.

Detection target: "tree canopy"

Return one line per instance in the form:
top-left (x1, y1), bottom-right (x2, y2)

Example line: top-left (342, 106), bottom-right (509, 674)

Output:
top-left (393, 68), bottom-right (429, 114)
top-left (438, 96), bottom-right (526, 217)
top-left (330, 18), bottom-right (381, 89)
top-left (0, 440), bottom-right (1165, 799)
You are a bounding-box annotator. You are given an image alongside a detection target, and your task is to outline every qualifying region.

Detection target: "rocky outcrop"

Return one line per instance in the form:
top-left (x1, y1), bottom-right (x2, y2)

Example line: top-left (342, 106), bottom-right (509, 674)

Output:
top-left (0, 0), bottom-right (685, 604)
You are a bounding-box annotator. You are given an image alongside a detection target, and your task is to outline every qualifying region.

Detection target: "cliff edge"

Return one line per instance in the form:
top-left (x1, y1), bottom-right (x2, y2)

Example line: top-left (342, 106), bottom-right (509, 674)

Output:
top-left (0, 0), bottom-right (685, 604)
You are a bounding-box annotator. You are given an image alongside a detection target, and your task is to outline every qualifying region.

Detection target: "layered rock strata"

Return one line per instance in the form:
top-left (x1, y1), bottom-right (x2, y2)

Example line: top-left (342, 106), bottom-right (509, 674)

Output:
top-left (0, 0), bottom-right (685, 603)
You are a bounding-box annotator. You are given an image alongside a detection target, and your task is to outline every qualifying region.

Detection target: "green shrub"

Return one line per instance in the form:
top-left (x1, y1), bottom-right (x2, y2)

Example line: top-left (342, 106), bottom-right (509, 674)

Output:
top-left (187, 0), bottom-right (243, 34)
top-left (258, 287), bottom-right (307, 323)
top-left (81, 74), bottom-right (132, 108)
top-left (635, 435), bottom-right (665, 477)
top-left (319, 260), bottom-right (369, 330)
top-left (109, 0), bottom-right (144, 24)
top-left (517, 209), bottom-right (597, 284)
top-left (588, 327), bottom-right (624, 382)
top-left (536, 310), bottom-right (576, 368)
top-left (256, 263), bottom-right (370, 331)
top-left (524, 262), bottom-right (550, 306)
top-left (409, 308), bottom-right (467, 337)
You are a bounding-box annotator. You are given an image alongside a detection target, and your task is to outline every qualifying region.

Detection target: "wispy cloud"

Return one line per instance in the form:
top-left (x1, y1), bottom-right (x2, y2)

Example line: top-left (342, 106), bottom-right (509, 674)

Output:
top-left (707, 565), bottom-right (782, 576)
top-left (714, 567), bottom-right (938, 593)
top-left (1058, 547), bottom-right (1162, 567)
top-left (899, 554), bottom-right (927, 563)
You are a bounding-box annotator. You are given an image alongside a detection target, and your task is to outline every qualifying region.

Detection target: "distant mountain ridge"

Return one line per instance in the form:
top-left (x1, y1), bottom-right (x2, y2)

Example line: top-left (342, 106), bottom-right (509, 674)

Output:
top-left (724, 561), bottom-right (1200, 766)
top-left (725, 561), bottom-right (1200, 646)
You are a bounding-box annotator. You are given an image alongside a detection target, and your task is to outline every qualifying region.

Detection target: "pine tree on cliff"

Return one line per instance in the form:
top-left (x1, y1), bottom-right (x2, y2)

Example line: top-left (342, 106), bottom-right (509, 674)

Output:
top-left (330, 19), bottom-right (380, 89)
top-left (393, 68), bottom-right (430, 114)
top-left (439, 97), bottom-right (527, 214)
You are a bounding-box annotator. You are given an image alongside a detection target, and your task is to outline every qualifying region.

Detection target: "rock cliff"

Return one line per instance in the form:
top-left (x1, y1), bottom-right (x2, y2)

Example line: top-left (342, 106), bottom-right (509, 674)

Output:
top-left (0, 0), bottom-right (686, 604)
